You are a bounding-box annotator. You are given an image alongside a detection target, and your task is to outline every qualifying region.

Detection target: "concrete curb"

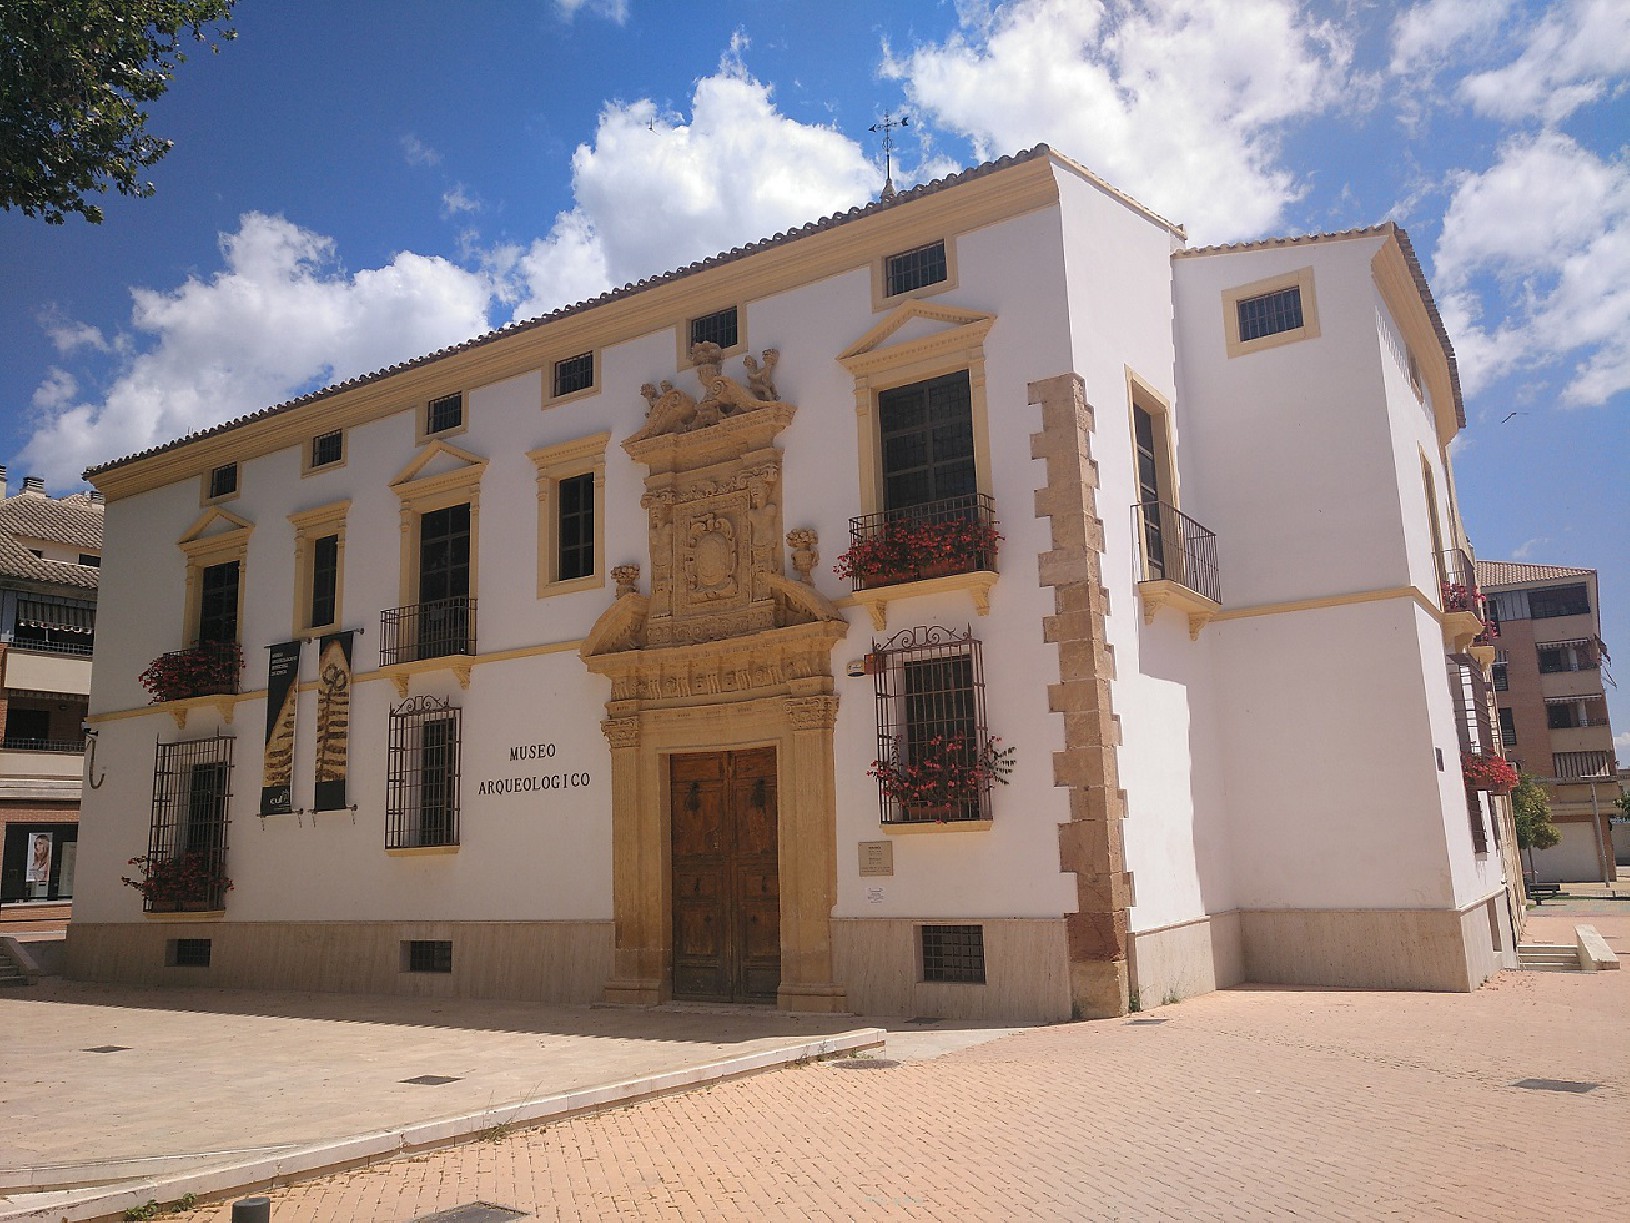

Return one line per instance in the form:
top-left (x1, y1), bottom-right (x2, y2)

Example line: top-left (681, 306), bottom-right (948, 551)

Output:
top-left (0, 1026), bottom-right (886, 1222)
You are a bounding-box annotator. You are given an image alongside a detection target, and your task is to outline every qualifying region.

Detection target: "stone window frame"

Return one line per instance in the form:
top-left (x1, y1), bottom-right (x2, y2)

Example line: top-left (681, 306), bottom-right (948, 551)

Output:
top-left (676, 304), bottom-right (745, 368)
top-left (872, 236), bottom-right (958, 312)
top-left (289, 499), bottom-right (349, 638)
top-left (389, 442), bottom-right (487, 619)
top-left (1220, 265), bottom-right (1321, 359)
top-left (527, 432), bottom-right (609, 598)
top-left (302, 428), bottom-right (347, 477)
top-left (179, 508), bottom-right (253, 648)
top-left (201, 461), bottom-right (240, 506)
top-left (548, 349), bottom-right (600, 406)
top-left (416, 390), bottom-right (469, 446)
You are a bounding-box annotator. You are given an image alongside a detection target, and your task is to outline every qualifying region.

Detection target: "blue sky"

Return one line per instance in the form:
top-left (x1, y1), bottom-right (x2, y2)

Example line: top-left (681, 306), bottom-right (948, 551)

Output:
top-left (1, 0), bottom-right (1626, 754)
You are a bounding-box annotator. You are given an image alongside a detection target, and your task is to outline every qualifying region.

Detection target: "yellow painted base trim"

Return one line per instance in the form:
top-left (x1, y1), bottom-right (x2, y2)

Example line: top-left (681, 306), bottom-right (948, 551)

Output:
top-left (1212, 584), bottom-right (1434, 623)
top-left (881, 819), bottom-right (993, 835)
top-left (385, 845), bottom-right (460, 857)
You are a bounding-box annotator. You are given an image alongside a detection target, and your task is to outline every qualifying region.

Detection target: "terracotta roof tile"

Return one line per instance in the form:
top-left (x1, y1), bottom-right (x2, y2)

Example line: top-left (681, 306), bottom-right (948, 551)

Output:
top-left (1475, 560), bottom-right (1594, 587)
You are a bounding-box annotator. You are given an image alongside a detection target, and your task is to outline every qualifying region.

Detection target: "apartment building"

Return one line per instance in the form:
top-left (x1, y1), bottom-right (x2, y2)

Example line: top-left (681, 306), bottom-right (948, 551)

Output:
top-left (1477, 560), bottom-right (1620, 884)
top-left (0, 469), bottom-right (102, 928)
top-left (67, 147), bottom-right (1516, 1019)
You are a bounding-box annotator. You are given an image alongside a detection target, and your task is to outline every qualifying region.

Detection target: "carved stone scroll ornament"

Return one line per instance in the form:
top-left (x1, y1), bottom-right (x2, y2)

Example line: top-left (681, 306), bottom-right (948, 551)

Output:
top-left (785, 695), bottom-right (840, 731)
top-left (580, 565), bottom-right (649, 658)
top-left (625, 346), bottom-right (788, 445)
top-left (786, 529), bottom-right (818, 584)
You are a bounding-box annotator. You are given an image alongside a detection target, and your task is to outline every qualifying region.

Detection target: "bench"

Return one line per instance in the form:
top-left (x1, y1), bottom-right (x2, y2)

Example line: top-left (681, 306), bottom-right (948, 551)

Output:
top-left (1528, 882), bottom-right (1562, 903)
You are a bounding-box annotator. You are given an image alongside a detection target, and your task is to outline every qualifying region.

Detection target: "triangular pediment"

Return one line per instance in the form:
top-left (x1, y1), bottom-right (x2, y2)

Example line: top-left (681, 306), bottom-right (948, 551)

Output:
top-left (178, 505), bottom-right (253, 547)
top-left (839, 302), bottom-right (996, 373)
top-left (390, 440), bottom-right (487, 492)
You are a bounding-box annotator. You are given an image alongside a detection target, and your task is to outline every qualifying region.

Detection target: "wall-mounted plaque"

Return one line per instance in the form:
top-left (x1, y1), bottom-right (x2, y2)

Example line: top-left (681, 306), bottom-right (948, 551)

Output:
top-left (858, 840), bottom-right (894, 878)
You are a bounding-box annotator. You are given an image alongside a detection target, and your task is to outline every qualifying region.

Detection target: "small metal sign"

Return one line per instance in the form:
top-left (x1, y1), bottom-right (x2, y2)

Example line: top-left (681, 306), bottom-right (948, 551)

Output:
top-left (858, 840), bottom-right (894, 878)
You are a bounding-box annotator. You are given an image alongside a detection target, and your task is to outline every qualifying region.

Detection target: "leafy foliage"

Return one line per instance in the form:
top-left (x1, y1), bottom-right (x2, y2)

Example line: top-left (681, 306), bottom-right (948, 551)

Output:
top-left (1, 1), bottom-right (236, 224)
top-left (1511, 773), bottom-right (1560, 852)
top-left (870, 734), bottom-right (1016, 814)
top-left (137, 640), bottom-right (242, 702)
top-left (121, 851), bottom-right (232, 908)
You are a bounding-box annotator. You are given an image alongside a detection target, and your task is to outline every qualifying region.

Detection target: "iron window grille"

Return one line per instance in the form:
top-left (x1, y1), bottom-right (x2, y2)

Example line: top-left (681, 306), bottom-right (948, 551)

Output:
top-left (689, 306), bottom-right (738, 351)
top-left (310, 533), bottom-right (339, 627)
top-left (885, 240), bottom-right (949, 296)
top-left (403, 939), bottom-right (453, 973)
top-left (1235, 286), bottom-right (1304, 343)
top-left (427, 392), bottom-right (464, 435)
top-left (380, 596), bottom-right (475, 666)
top-left (921, 924), bottom-right (985, 983)
top-left (387, 696), bottom-right (461, 849)
top-left (146, 736), bottom-right (234, 912)
top-left (557, 472), bottom-right (595, 581)
top-left (169, 938), bottom-right (212, 967)
top-left (311, 430), bottom-right (343, 468)
top-left (208, 462), bottom-right (238, 499)
top-left (1464, 784), bottom-right (1488, 855)
top-left (554, 351), bottom-right (594, 397)
top-left (871, 625), bottom-right (993, 825)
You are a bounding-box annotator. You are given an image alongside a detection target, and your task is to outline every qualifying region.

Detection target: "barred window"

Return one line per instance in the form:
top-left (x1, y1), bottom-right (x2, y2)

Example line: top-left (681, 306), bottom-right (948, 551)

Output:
top-left (168, 938), bottom-right (213, 967)
top-left (1236, 286), bottom-right (1304, 343)
top-left (921, 924), bottom-right (985, 983)
top-left (403, 939), bottom-right (453, 973)
top-left (311, 430), bottom-right (343, 468)
top-left (689, 306), bottom-right (738, 352)
top-left (427, 392), bottom-right (463, 435)
top-left (146, 736), bottom-right (234, 913)
top-left (554, 352), bottom-right (594, 397)
top-left (387, 696), bottom-right (461, 848)
top-left (871, 625), bottom-right (996, 825)
top-left (208, 462), bottom-right (238, 500)
top-left (885, 240), bottom-right (948, 297)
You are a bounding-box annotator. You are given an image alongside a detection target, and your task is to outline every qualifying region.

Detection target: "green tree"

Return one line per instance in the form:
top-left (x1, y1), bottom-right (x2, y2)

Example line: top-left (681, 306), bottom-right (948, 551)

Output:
top-left (1511, 772), bottom-right (1560, 879)
top-left (0, 0), bottom-right (236, 224)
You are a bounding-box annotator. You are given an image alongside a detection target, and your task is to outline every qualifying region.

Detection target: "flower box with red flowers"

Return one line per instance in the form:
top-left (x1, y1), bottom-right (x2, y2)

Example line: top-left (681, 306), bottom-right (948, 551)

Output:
top-left (122, 851), bottom-right (233, 911)
top-left (869, 733), bottom-right (1016, 822)
top-left (837, 513), bottom-right (1001, 590)
top-left (1462, 751), bottom-right (1518, 796)
top-left (138, 641), bottom-right (243, 703)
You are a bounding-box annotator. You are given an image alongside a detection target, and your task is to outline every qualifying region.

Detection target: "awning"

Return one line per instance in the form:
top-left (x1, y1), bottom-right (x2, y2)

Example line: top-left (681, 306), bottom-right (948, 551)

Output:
top-left (15, 598), bottom-right (95, 633)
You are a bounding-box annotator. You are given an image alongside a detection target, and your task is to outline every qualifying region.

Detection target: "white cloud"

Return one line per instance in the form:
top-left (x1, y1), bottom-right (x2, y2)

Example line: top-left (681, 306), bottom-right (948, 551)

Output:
top-left (441, 185), bottom-right (480, 217)
top-left (19, 213), bottom-right (493, 487)
top-left (554, 0), bottom-right (628, 23)
top-left (884, 0), bottom-right (1355, 242)
top-left (42, 316), bottom-right (112, 355)
top-left (509, 54), bottom-right (877, 318)
top-left (1457, 0), bottom-right (1630, 124)
top-left (1434, 131), bottom-right (1630, 405)
top-left (400, 133), bottom-right (442, 167)
top-left (1389, 0), bottom-right (1514, 76)
top-left (1510, 537), bottom-right (1546, 561)
top-left (1616, 729), bottom-right (1630, 764)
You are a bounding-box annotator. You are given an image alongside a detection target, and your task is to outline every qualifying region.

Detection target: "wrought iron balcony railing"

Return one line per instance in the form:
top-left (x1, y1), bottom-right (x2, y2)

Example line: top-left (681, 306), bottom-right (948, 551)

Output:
top-left (1132, 500), bottom-right (1221, 605)
top-left (1436, 547), bottom-right (1488, 620)
top-left (380, 596), bottom-right (476, 667)
top-left (841, 493), bottom-right (998, 592)
top-left (1, 736), bottom-right (87, 754)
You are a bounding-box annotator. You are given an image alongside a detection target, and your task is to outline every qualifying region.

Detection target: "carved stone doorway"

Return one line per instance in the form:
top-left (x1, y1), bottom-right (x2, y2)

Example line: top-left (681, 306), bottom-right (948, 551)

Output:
top-left (670, 748), bottom-right (780, 1002)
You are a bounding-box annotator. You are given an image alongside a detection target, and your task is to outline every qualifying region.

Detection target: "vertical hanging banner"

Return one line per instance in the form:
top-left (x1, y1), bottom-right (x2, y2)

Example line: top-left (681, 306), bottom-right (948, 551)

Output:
top-left (314, 631), bottom-right (353, 811)
top-left (261, 640), bottom-right (302, 815)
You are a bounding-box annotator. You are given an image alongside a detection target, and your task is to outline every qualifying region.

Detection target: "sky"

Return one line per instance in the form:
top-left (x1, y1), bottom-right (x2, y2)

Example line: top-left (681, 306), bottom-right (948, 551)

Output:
top-left (1, 0), bottom-right (1626, 758)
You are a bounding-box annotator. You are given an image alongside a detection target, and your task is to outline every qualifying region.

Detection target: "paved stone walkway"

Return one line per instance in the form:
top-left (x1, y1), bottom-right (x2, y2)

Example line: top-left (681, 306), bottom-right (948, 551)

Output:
top-left (145, 908), bottom-right (1628, 1221)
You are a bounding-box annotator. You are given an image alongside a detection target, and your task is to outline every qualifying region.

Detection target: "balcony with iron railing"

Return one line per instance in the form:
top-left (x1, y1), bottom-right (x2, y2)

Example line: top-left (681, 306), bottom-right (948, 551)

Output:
top-left (840, 494), bottom-right (1000, 630)
top-left (137, 640), bottom-right (243, 704)
top-left (1132, 500), bottom-right (1221, 639)
top-left (1436, 546), bottom-right (1492, 654)
top-left (380, 596), bottom-right (477, 668)
top-left (1552, 751), bottom-right (1617, 781)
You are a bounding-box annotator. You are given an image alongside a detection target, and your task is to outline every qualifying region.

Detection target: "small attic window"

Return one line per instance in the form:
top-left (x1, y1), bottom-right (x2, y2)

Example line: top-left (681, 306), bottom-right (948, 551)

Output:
top-left (207, 462), bottom-right (238, 501)
top-left (427, 392), bottom-right (464, 436)
top-left (689, 307), bottom-right (738, 352)
top-left (311, 430), bottom-right (343, 468)
top-left (885, 240), bottom-right (949, 297)
top-left (1236, 287), bottom-right (1304, 343)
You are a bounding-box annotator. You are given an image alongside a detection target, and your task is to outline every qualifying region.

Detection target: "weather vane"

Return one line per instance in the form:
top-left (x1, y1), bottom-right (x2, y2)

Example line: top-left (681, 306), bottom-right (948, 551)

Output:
top-left (869, 111), bottom-right (909, 201)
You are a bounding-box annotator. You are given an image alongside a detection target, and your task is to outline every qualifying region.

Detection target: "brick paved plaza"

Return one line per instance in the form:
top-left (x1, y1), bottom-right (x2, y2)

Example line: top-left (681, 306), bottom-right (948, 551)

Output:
top-left (144, 903), bottom-right (1629, 1222)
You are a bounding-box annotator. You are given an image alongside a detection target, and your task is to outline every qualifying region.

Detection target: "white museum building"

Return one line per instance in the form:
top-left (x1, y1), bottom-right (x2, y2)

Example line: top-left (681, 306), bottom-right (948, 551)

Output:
top-left (68, 147), bottom-right (1520, 1020)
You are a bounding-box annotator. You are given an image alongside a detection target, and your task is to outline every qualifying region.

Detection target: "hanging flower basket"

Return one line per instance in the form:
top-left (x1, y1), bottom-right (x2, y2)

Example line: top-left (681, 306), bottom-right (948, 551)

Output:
top-left (870, 734), bottom-right (1016, 818)
top-left (836, 516), bottom-right (1001, 588)
top-left (1462, 752), bottom-right (1518, 796)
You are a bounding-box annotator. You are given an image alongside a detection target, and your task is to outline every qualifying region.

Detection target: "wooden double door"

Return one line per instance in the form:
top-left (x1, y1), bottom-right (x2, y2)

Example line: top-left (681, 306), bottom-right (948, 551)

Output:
top-left (670, 748), bottom-right (781, 1003)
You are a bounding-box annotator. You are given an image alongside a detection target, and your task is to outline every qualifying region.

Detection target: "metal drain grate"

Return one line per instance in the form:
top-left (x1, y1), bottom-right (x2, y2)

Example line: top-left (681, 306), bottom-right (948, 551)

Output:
top-left (400, 1074), bottom-right (461, 1086)
top-left (1128, 1017), bottom-right (1168, 1026)
top-left (905, 1017), bottom-right (941, 1026)
top-left (409, 1204), bottom-right (528, 1223)
top-left (1513, 1078), bottom-right (1598, 1094)
top-left (84, 1045), bottom-right (129, 1053)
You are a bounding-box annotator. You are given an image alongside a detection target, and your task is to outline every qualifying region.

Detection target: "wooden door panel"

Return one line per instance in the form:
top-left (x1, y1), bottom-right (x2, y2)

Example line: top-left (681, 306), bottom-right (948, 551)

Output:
top-left (670, 749), bottom-right (781, 1003)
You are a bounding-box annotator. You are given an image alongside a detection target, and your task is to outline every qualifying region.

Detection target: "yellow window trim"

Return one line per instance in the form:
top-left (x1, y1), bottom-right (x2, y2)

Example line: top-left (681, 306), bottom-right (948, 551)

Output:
top-left (178, 508), bottom-right (253, 647)
top-left (871, 236), bottom-right (959, 313)
top-left (1221, 265), bottom-right (1320, 359)
top-left (527, 431), bottom-right (609, 598)
top-left (545, 348), bottom-right (602, 409)
top-left (301, 427), bottom-right (348, 478)
top-left (199, 461), bottom-right (241, 507)
top-left (390, 442), bottom-right (486, 611)
top-left (675, 304), bottom-right (746, 369)
top-left (289, 499), bottom-right (350, 638)
top-left (415, 390), bottom-right (470, 447)
top-left (838, 301), bottom-right (997, 517)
